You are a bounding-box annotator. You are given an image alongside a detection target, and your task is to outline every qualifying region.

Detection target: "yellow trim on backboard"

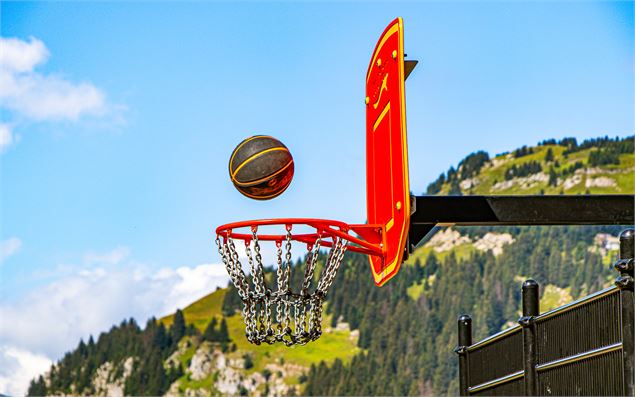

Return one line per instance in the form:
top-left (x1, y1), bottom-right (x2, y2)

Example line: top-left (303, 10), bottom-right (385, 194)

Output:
top-left (369, 17), bottom-right (410, 287)
top-left (366, 23), bottom-right (400, 84)
top-left (373, 102), bottom-right (390, 131)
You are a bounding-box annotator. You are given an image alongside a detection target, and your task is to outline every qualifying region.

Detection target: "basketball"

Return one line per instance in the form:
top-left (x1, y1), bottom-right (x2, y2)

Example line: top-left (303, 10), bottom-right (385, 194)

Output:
top-left (228, 135), bottom-right (294, 200)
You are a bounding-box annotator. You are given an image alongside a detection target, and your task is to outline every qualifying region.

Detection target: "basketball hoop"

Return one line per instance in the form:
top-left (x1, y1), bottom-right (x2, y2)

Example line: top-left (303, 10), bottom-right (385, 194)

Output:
top-left (215, 219), bottom-right (383, 346)
top-left (216, 17), bottom-right (412, 346)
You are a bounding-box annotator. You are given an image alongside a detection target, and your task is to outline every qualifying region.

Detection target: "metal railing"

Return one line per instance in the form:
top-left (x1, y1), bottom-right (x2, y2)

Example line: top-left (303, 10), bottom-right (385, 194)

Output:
top-left (455, 228), bottom-right (634, 396)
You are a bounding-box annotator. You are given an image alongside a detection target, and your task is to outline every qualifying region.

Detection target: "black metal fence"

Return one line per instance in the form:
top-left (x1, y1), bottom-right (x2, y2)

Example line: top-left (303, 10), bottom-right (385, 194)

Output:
top-left (456, 228), bottom-right (635, 396)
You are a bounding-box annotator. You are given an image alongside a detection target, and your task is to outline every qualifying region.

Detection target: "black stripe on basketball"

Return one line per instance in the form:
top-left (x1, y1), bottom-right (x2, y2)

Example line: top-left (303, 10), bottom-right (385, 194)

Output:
top-left (229, 136), bottom-right (288, 175)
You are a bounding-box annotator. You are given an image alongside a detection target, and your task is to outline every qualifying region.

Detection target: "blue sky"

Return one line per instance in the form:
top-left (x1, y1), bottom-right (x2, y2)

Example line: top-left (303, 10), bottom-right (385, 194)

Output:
top-left (0, 2), bottom-right (633, 394)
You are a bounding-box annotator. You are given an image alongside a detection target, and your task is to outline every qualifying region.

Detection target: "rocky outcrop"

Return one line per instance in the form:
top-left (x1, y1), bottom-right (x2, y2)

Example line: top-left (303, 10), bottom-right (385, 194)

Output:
top-left (92, 357), bottom-right (134, 397)
top-left (189, 342), bottom-right (223, 380)
top-left (585, 176), bottom-right (617, 188)
top-left (474, 232), bottom-right (514, 256)
top-left (425, 228), bottom-right (472, 252)
top-left (460, 177), bottom-right (479, 190)
top-left (562, 174), bottom-right (583, 190)
top-left (492, 172), bottom-right (548, 191)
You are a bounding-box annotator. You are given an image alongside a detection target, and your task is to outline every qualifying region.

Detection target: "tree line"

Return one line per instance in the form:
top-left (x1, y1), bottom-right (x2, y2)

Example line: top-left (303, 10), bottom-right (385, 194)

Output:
top-left (27, 308), bottom-right (232, 396)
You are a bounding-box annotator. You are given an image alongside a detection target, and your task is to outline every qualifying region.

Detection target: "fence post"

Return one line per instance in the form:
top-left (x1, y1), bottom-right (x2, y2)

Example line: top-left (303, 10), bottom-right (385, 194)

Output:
top-left (519, 279), bottom-right (539, 396)
top-left (615, 228), bottom-right (634, 396)
top-left (455, 314), bottom-right (472, 396)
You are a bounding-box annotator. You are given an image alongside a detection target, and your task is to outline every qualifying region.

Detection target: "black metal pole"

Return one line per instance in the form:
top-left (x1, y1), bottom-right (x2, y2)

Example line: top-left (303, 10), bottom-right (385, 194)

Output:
top-left (455, 314), bottom-right (472, 396)
top-left (615, 229), bottom-right (634, 396)
top-left (408, 195), bottom-right (635, 250)
top-left (519, 279), bottom-right (539, 396)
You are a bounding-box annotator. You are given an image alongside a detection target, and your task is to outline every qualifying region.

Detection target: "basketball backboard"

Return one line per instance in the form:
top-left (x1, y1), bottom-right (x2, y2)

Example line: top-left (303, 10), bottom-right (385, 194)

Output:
top-left (365, 17), bottom-right (411, 286)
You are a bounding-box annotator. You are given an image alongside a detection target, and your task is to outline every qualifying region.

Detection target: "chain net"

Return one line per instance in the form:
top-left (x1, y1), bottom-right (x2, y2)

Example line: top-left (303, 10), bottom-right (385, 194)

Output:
top-left (216, 227), bottom-right (348, 346)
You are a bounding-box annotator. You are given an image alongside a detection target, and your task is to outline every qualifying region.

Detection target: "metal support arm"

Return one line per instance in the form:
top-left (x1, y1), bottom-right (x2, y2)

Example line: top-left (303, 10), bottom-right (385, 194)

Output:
top-left (408, 195), bottom-right (635, 252)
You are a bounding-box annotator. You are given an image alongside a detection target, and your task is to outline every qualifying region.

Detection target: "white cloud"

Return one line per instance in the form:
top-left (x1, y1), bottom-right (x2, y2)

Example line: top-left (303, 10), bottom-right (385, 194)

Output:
top-left (2, 72), bottom-right (106, 121)
top-left (0, 251), bottom-right (229, 396)
top-left (0, 124), bottom-right (14, 153)
top-left (0, 237), bottom-right (22, 262)
top-left (0, 346), bottom-right (51, 397)
top-left (0, 37), bottom-right (49, 73)
top-left (155, 264), bottom-right (230, 312)
top-left (0, 36), bottom-right (113, 150)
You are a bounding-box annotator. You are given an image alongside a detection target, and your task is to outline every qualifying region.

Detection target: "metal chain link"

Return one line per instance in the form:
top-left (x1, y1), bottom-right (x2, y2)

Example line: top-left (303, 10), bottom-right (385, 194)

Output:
top-left (216, 227), bottom-right (348, 346)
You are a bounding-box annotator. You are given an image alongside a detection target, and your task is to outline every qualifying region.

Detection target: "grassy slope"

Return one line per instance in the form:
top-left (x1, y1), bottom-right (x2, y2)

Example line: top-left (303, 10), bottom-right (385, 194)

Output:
top-left (161, 288), bottom-right (227, 330)
top-left (436, 145), bottom-right (634, 195)
top-left (159, 288), bottom-right (360, 386)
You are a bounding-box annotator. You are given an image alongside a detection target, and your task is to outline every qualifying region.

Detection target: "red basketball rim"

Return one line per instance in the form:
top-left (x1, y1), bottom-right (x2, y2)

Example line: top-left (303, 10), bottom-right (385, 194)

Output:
top-left (216, 218), bottom-right (384, 257)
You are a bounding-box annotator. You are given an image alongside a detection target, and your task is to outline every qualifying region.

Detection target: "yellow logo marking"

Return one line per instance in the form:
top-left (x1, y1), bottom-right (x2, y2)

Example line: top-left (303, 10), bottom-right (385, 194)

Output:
top-left (372, 74), bottom-right (388, 109)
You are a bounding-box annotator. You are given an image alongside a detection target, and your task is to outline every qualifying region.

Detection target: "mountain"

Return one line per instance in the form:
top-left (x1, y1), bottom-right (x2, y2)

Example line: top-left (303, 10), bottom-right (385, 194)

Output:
top-left (28, 135), bottom-right (633, 396)
top-left (425, 136), bottom-right (633, 196)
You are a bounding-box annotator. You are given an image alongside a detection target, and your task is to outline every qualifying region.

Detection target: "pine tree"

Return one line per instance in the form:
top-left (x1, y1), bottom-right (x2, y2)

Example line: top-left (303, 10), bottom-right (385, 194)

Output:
top-left (203, 317), bottom-right (218, 342)
top-left (170, 309), bottom-right (186, 344)
top-left (219, 318), bottom-right (230, 351)
top-left (548, 166), bottom-right (558, 186)
top-left (154, 322), bottom-right (170, 352)
top-left (27, 375), bottom-right (47, 396)
top-left (448, 179), bottom-right (462, 195)
top-left (544, 148), bottom-right (554, 162)
top-left (219, 318), bottom-right (230, 342)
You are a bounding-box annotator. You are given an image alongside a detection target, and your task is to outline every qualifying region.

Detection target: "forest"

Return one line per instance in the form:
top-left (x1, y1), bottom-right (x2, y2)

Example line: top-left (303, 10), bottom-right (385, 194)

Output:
top-left (28, 135), bottom-right (633, 396)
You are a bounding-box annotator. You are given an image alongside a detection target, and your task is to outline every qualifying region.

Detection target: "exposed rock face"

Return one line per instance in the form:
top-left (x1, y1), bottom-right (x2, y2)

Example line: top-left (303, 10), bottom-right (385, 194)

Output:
top-left (585, 176), bottom-right (617, 188)
top-left (214, 365), bottom-right (242, 395)
top-left (490, 154), bottom-right (513, 169)
top-left (460, 177), bottom-right (479, 190)
top-left (582, 167), bottom-right (623, 175)
top-left (425, 228), bottom-right (472, 252)
top-left (164, 380), bottom-right (182, 397)
top-left (189, 342), bottom-right (220, 380)
top-left (492, 172), bottom-right (548, 191)
top-left (184, 388), bottom-right (212, 397)
top-left (563, 174), bottom-right (583, 190)
top-left (474, 233), bottom-right (514, 256)
top-left (425, 229), bottom-right (515, 257)
top-left (179, 342), bottom-right (302, 396)
top-left (262, 362), bottom-right (304, 396)
top-left (92, 357), bottom-right (134, 397)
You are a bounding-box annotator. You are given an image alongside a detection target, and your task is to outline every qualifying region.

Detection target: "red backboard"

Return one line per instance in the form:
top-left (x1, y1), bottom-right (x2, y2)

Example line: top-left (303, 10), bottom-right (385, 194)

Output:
top-left (366, 18), bottom-right (410, 286)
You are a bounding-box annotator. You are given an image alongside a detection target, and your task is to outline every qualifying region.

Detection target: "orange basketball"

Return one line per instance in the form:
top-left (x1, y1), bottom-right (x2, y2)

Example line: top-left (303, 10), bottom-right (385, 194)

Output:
top-left (228, 136), bottom-right (294, 200)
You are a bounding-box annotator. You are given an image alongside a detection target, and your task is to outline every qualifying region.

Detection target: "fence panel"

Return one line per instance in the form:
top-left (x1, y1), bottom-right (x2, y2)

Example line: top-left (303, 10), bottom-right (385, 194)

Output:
top-left (456, 227), bottom-right (634, 396)
top-left (467, 327), bottom-right (523, 387)
top-left (536, 288), bottom-right (621, 365)
top-left (537, 347), bottom-right (624, 396)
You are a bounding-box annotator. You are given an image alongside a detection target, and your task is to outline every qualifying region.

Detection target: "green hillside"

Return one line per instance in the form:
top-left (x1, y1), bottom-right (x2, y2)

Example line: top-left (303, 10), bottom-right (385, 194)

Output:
top-left (426, 136), bottom-right (633, 196)
top-left (159, 288), bottom-right (361, 376)
top-left (29, 135), bottom-right (633, 397)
